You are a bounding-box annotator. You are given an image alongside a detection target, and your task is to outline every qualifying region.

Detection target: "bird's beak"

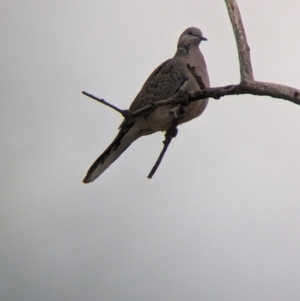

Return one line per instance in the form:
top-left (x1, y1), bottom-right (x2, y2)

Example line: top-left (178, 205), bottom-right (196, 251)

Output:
top-left (201, 37), bottom-right (207, 41)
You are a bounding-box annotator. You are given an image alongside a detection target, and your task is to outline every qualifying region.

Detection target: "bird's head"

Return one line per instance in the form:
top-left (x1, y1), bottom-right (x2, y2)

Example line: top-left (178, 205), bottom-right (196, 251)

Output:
top-left (177, 27), bottom-right (207, 48)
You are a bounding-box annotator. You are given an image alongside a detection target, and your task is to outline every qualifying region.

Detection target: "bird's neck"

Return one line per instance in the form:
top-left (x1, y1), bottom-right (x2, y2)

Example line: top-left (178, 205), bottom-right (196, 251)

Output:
top-left (175, 45), bottom-right (190, 57)
top-left (175, 45), bottom-right (198, 57)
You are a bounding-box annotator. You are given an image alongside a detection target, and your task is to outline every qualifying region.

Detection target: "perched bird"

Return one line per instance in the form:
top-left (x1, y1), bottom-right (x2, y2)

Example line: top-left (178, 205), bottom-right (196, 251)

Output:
top-left (83, 27), bottom-right (209, 183)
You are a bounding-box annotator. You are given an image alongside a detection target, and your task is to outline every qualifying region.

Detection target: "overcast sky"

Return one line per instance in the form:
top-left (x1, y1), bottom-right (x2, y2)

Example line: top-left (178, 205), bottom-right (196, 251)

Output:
top-left (1, 0), bottom-right (300, 300)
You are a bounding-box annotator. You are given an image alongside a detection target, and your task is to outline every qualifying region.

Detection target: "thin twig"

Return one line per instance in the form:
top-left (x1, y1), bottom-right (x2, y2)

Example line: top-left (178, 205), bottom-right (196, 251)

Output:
top-left (147, 106), bottom-right (183, 179)
top-left (82, 91), bottom-right (129, 117)
top-left (224, 0), bottom-right (254, 82)
top-left (147, 129), bottom-right (175, 179)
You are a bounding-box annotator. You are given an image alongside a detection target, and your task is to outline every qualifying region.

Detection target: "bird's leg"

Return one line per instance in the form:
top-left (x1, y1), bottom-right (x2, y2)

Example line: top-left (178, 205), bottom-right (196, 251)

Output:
top-left (168, 102), bottom-right (186, 120)
top-left (168, 107), bottom-right (179, 118)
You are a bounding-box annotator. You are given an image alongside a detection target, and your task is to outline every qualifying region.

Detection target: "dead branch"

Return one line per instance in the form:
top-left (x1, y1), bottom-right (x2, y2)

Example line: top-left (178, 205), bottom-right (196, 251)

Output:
top-left (84, 80), bottom-right (300, 125)
top-left (224, 0), bottom-right (254, 82)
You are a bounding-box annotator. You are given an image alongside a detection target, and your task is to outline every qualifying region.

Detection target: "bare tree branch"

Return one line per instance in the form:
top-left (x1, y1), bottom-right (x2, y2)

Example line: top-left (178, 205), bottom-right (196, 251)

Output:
top-left (128, 81), bottom-right (300, 120)
top-left (84, 80), bottom-right (300, 125)
top-left (189, 81), bottom-right (300, 105)
top-left (224, 0), bottom-right (254, 82)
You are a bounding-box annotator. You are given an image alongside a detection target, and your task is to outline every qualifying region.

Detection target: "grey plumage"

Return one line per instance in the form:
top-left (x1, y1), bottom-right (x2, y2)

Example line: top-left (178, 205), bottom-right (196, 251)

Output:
top-left (83, 27), bottom-right (210, 183)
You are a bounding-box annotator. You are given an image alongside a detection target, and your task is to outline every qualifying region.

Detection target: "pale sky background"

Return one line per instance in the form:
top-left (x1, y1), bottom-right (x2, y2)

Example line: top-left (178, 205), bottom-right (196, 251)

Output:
top-left (1, 0), bottom-right (300, 300)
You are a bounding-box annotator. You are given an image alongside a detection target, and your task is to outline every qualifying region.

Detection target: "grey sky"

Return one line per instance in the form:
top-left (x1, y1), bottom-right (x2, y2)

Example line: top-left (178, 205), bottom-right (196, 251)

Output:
top-left (1, 0), bottom-right (300, 300)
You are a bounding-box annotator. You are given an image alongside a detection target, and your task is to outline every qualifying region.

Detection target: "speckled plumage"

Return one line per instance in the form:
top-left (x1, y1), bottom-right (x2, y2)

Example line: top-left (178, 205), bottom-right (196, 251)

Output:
top-left (129, 59), bottom-right (187, 112)
top-left (83, 27), bottom-right (210, 183)
top-left (176, 46), bottom-right (190, 57)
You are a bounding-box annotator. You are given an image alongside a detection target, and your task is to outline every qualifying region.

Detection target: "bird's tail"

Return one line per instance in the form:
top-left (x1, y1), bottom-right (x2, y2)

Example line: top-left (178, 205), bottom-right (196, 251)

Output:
top-left (83, 126), bottom-right (140, 183)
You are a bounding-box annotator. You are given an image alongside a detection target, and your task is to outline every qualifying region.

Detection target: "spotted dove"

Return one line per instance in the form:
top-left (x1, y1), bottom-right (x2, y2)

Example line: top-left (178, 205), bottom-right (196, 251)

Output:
top-left (83, 27), bottom-right (210, 183)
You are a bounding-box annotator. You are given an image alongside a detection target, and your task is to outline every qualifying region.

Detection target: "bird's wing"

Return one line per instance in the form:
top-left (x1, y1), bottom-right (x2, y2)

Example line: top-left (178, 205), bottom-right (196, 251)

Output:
top-left (129, 58), bottom-right (187, 111)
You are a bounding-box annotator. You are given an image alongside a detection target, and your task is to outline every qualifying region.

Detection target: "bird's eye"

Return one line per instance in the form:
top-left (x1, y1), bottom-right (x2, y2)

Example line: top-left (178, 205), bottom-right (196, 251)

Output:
top-left (188, 31), bottom-right (192, 35)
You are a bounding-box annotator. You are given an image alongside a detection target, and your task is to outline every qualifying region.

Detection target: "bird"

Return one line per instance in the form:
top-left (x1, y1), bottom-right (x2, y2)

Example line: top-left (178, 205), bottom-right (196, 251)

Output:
top-left (83, 27), bottom-right (210, 183)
